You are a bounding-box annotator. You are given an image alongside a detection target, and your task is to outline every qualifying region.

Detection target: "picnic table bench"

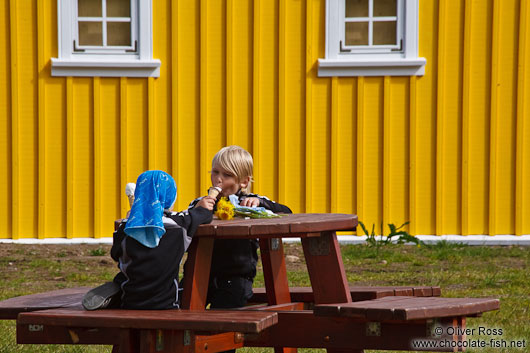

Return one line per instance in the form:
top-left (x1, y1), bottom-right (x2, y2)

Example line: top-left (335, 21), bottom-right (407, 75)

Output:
top-left (0, 213), bottom-right (500, 353)
top-left (0, 285), bottom-right (442, 320)
top-left (17, 308), bottom-right (277, 352)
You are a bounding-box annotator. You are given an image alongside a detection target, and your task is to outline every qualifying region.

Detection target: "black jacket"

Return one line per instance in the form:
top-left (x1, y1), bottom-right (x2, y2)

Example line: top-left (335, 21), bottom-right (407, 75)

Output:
top-left (188, 192), bottom-right (292, 278)
top-left (111, 207), bottom-right (212, 309)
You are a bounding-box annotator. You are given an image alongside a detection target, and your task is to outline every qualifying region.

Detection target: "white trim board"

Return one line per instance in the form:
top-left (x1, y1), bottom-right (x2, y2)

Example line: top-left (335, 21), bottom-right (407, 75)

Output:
top-left (1, 235), bottom-right (529, 246)
top-left (286, 235), bottom-right (530, 246)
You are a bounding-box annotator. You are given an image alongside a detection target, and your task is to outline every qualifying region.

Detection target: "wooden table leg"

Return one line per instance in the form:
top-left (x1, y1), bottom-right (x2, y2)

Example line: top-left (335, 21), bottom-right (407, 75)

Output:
top-left (456, 316), bottom-right (466, 352)
top-left (181, 237), bottom-right (214, 310)
top-left (259, 238), bottom-right (291, 304)
top-left (301, 231), bottom-right (351, 304)
top-left (134, 329), bottom-right (193, 353)
top-left (259, 237), bottom-right (297, 353)
top-left (115, 329), bottom-right (140, 353)
top-left (301, 232), bottom-right (359, 353)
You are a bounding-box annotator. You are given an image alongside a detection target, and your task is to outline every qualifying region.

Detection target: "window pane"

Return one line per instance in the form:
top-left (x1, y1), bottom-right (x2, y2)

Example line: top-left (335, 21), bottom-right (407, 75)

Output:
top-left (78, 0), bottom-right (102, 17)
top-left (345, 22), bottom-right (368, 45)
top-left (107, 22), bottom-right (131, 46)
top-left (107, 0), bottom-right (130, 17)
top-left (374, 0), bottom-right (396, 17)
top-left (373, 21), bottom-right (396, 45)
top-left (345, 0), bottom-right (368, 17)
top-left (79, 21), bottom-right (103, 46)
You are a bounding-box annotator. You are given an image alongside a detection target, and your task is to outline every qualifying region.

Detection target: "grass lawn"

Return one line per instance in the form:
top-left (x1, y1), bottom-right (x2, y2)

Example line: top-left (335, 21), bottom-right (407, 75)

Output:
top-left (0, 241), bottom-right (528, 353)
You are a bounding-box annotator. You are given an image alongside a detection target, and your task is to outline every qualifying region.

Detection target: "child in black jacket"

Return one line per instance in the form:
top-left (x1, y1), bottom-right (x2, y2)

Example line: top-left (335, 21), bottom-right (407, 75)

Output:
top-left (110, 170), bottom-right (215, 310)
top-left (186, 146), bottom-right (292, 309)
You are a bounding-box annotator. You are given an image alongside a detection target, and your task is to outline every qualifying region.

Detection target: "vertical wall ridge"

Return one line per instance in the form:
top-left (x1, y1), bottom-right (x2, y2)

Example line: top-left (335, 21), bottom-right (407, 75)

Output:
top-left (304, 0), bottom-right (313, 213)
top-left (0, 0), bottom-right (12, 239)
top-left (435, 0), bottom-right (447, 236)
top-left (383, 76), bottom-right (391, 231)
top-left (515, 0), bottom-right (530, 235)
top-left (37, 0), bottom-right (46, 239)
top-left (356, 77), bottom-right (364, 224)
top-left (409, 76), bottom-right (417, 235)
top-left (93, 77), bottom-right (101, 238)
top-left (171, 0), bottom-right (178, 182)
top-left (461, 0), bottom-right (473, 236)
top-left (200, 0), bottom-right (208, 191)
top-left (252, 0), bottom-right (261, 194)
top-left (9, 0), bottom-right (19, 239)
top-left (278, 0), bottom-right (286, 204)
top-left (330, 77), bottom-right (338, 213)
top-left (226, 0), bottom-right (234, 146)
top-left (120, 77), bottom-right (128, 216)
top-left (66, 77), bottom-right (74, 238)
top-left (148, 78), bottom-right (156, 170)
top-left (489, 0), bottom-right (501, 236)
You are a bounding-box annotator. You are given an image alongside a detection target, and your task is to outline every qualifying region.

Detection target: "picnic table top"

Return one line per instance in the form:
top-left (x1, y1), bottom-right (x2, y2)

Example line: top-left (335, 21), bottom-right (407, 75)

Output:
top-left (115, 213), bottom-right (358, 237)
top-left (194, 213), bottom-right (357, 237)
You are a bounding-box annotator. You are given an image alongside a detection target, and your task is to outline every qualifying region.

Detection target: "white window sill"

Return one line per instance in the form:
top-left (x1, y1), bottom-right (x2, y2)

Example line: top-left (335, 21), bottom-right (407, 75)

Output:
top-left (51, 58), bottom-right (161, 77)
top-left (318, 57), bottom-right (426, 77)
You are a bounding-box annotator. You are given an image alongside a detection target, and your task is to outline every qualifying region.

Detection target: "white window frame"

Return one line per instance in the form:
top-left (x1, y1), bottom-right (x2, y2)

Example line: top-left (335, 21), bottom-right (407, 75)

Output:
top-left (318, 0), bottom-right (426, 77)
top-left (52, 0), bottom-right (160, 77)
top-left (340, 0), bottom-right (402, 52)
top-left (74, 0), bottom-right (137, 53)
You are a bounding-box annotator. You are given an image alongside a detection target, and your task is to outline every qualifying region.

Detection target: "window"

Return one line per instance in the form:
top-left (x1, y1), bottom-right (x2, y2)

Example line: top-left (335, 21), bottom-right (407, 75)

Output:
top-left (318, 0), bottom-right (426, 77)
top-left (52, 0), bottom-right (160, 77)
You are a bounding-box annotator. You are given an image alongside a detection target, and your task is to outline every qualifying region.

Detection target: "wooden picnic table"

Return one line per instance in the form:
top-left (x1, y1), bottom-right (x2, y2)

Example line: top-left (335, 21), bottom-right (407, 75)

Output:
top-left (182, 213), bottom-right (360, 311)
top-left (2, 213), bottom-right (500, 353)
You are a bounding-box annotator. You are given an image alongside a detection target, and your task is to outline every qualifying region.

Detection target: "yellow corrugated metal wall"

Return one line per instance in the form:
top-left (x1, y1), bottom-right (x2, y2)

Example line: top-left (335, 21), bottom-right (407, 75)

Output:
top-left (0, 0), bottom-right (529, 239)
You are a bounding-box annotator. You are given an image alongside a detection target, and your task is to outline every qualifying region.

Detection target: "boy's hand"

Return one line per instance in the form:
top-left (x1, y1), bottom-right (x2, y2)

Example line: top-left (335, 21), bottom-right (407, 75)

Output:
top-left (240, 197), bottom-right (260, 207)
top-left (196, 196), bottom-right (216, 211)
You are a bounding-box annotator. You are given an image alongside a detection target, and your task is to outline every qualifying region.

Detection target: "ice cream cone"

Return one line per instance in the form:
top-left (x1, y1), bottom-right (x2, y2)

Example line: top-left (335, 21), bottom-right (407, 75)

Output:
top-left (125, 183), bottom-right (136, 207)
top-left (208, 186), bottom-right (222, 198)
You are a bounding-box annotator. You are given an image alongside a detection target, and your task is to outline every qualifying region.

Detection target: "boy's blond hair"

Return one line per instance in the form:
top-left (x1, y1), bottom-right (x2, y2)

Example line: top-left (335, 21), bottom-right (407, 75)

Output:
top-left (212, 145), bottom-right (254, 193)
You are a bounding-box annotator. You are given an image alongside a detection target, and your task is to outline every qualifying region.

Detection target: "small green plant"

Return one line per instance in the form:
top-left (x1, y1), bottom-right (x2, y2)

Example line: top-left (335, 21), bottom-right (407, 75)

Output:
top-left (359, 221), bottom-right (425, 248)
top-left (89, 248), bottom-right (107, 257)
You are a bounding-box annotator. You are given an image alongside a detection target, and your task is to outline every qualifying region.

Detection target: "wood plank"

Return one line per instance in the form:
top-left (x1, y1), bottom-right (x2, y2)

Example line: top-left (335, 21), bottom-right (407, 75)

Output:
top-left (181, 237), bottom-right (214, 310)
top-left (259, 238), bottom-right (291, 305)
top-left (249, 285), bottom-right (441, 303)
top-left (249, 220), bottom-right (290, 236)
top-left (0, 287), bottom-right (90, 319)
top-left (314, 296), bottom-right (500, 321)
top-left (349, 286), bottom-right (395, 301)
top-left (255, 302), bottom-right (304, 311)
top-left (213, 218), bottom-right (253, 237)
top-left (289, 214), bottom-right (358, 233)
top-left (16, 324), bottom-right (121, 345)
top-left (138, 329), bottom-right (192, 353)
top-left (244, 311), bottom-right (455, 351)
top-left (432, 286), bottom-right (442, 296)
top-left (17, 308), bottom-right (278, 334)
top-left (392, 288), bottom-right (413, 296)
top-left (193, 213), bottom-right (358, 237)
top-left (394, 297), bottom-right (499, 321)
top-left (412, 286), bottom-right (433, 297)
top-left (301, 232), bottom-right (351, 304)
top-left (194, 332), bottom-right (244, 353)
